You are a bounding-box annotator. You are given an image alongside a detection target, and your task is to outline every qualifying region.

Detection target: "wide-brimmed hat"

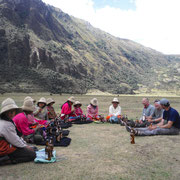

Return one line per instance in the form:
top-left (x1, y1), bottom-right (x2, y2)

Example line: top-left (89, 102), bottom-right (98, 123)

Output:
top-left (47, 98), bottom-right (55, 105)
top-left (0, 98), bottom-right (20, 115)
top-left (90, 98), bottom-right (98, 106)
top-left (24, 96), bottom-right (36, 103)
top-left (112, 98), bottom-right (119, 103)
top-left (74, 101), bottom-right (82, 106)
top-left (160, 98), bottom-right (170, 106)
top-left (22, 99), bottom-right (35, 112)
top-left (37, 97), bottom-right (46, 105)
top-left (67, 96), bottom-right (75, 103)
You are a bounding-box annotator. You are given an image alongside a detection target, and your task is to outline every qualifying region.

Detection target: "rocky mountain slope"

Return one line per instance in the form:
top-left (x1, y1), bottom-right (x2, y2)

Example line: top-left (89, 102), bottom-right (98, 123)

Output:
top-left (0, 0), bottom-right (179, 94)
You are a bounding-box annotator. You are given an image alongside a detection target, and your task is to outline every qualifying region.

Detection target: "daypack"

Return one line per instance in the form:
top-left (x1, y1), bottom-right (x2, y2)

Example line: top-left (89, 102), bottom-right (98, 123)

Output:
top-left (0, 137), bottom-right (16, 156)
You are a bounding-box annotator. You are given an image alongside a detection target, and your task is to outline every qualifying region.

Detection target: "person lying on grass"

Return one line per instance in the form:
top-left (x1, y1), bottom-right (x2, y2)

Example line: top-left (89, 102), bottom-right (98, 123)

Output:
top-left (126, 98), bottom-right (180, 136)
top-left (0, 98), bottom-right (36, 165)
top-left (106, 98), bottom-right (121, 123)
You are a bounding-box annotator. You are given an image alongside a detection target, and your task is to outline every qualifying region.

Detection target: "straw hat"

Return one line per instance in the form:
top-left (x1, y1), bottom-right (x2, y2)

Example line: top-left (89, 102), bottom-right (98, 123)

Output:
top-left (0, 98), bottom-right (20, 115)
top-left (74, 101), bottom-right (82, 106)
top-left (112, 98), bottom-right (119, 103)
top-left (37, 97), bottom-right (46, 104)
top-left (90, 98), bottom-right (98, 106)
top-left (47, 98), bottom-right (55, 105)
top-left (22, 99), bottom-right (35, 112)
top-left (67, 96), bottom-right (75, 103)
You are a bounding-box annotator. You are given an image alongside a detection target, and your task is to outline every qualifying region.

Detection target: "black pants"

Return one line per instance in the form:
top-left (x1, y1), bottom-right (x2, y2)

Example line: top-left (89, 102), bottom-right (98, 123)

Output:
top-left (8, 147), bottom-right (36, 164)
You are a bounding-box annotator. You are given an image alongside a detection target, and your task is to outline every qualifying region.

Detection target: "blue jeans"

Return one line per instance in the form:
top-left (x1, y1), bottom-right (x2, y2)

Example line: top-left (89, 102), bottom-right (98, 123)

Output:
top-left (109, 116), bottom-right (119, 123)
top-left (135, 127), bottom-right (180, 136)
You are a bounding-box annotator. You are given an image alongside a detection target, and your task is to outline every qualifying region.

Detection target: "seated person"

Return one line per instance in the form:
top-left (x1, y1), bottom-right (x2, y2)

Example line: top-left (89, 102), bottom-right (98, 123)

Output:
top-left (146, 99), bottom-right (163, 124)
top-left (34, 97), bottom-right (48, 121)
top-left (0, 98), bottom-right (36, 164)
top-left (61, 96), bottom-right (75, 121)
top-left (86, 98), bottom-right (100, 121)
top-left (68, 101), bottom-right (85, 122)
top-left (130, 98), bottom-right (155, 127)
top-left (13, 99), bottom-right (43, 143)
top-left (126, 98), bottom-right (180, 136)
top-left (47, 98), bottom-right (57, 120)
top-left (106, 98), bottom-right (121, 123)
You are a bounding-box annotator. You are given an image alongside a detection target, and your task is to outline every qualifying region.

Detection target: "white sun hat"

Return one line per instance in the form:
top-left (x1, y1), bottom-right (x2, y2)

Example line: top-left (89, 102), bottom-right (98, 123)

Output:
top-left (90, 98), bottom-right (98, 106)
top-left (112, 98), bottom-right (119, 103)
top-left (0, 98), bottom-right (20, 115)
top-left (22, 99), bottom-right (35, 112)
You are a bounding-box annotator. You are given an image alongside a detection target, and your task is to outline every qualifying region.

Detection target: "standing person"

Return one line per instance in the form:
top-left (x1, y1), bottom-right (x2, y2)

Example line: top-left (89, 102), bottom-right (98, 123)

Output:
top-left (47, 98), bottom-right (57, 120)
top-left (61, 96), bottom-right (75, 121)
top-left (147, 99), bottom-right (164, 124)
top-left (33, 97), bottom-right (48, 121)
top-left (126, 98), bottom-right (180, 136)
top-left (13, 99), bottom-right (43, 144)
top-left (86, 98), bottom-right (100, 121)
top-left (106, 98), bottom-right (121, 123)
top-left (0, 98), bottom-right (36, 164)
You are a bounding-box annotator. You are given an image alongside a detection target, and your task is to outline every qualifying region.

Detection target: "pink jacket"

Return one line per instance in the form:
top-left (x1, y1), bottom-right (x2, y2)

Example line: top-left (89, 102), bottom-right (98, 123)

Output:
top-left (86, 104), bottom-right (98, 118)
top-left (75, 107), bottom-right (83, 116)
top-left (13, 113), bottom-right (35, 136)
top-left (61, 102), bottom-right (72, 120)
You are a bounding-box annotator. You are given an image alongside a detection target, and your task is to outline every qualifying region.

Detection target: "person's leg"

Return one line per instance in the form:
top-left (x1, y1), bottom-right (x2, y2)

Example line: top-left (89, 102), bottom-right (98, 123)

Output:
top-left (136, 128), bottom-right (159, 136)
top-left (137, 127), bottom-right (180, 136)
top-left (156, 127), bottom-right (180, 135)
top-left (8, 147), bottom-right (36, 164)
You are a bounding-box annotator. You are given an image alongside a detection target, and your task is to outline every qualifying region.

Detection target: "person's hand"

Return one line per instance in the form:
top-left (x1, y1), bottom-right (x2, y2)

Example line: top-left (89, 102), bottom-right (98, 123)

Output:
top-left (148, 125), bottom-right (157, 130)
top-left (26, 146), bottom-right (34, 151)
top-left (147, 119), bottom-right (153, 123)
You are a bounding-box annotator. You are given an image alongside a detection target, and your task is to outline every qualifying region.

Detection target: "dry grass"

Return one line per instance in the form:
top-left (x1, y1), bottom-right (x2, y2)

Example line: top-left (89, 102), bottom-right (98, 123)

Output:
top-left (0, 94), bottom-right (180, 180)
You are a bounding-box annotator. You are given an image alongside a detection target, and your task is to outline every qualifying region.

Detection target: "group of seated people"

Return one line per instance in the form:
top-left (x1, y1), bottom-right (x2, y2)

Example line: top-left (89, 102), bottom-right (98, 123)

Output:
top-left (0, 95), bottom-right (180, 165)
top-left (125, 97), bottom-right (180, 136)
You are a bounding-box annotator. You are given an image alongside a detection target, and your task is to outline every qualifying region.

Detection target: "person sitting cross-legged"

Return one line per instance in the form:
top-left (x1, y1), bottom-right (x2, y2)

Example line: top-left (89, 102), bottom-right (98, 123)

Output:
top-left (126, 98), bottom-right (180, 136)
top-left (13, 99), bottom-right (44, 144)
top-left (0, 98), bottom-right (36, 165)
top-left (86, 98), bottom-right (102, 121)
top-left (61, 96), bottom-right (75, 121)
top-left (146, 99), bottom-right (164, 125)
top-left (106, 98), bottom-right (121, 123)
top-left (47, 98), bottom-right (57, 120)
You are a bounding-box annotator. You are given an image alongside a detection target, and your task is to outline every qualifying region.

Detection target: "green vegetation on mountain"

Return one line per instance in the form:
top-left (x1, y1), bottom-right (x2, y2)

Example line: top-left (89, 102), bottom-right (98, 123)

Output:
top-left (0, 0), bottom-right (180, 94)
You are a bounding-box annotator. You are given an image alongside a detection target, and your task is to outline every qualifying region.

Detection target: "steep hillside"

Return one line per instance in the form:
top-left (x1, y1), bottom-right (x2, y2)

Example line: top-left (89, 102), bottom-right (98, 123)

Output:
top-left (0, 0), bottom-right (179, 94)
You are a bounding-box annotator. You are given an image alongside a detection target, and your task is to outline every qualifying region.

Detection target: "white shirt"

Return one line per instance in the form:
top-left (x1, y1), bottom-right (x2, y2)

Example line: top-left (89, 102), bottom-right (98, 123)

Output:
top-left (109, 105), bottom-right (121, 116)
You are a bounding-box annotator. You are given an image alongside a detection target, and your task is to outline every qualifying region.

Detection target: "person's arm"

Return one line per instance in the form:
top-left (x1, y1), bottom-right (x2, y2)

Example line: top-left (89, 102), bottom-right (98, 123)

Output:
top-left (33, 107), bottom-right (41, 116)
top-left (19, 117), bottom-right (35, 136)
top-left (158, 121), bottom-right (173, 128)
top-left (114, 106), bottom-right (121, 116)
top-left (147, 106), bottom-right (155, 119)
top-left (3, 123), bottom-right (27, 148)
top-left (109, 105), bottom-right (113, 116)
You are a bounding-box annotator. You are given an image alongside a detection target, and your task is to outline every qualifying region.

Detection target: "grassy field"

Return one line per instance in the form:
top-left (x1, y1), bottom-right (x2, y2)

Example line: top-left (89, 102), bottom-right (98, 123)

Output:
top-left (0, 93), bottom-right (180, 180)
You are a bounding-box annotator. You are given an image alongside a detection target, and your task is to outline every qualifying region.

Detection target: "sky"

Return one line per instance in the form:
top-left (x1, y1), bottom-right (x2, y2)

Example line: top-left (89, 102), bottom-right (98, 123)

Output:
top-left (42, 0), bottom-right (180, 54)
